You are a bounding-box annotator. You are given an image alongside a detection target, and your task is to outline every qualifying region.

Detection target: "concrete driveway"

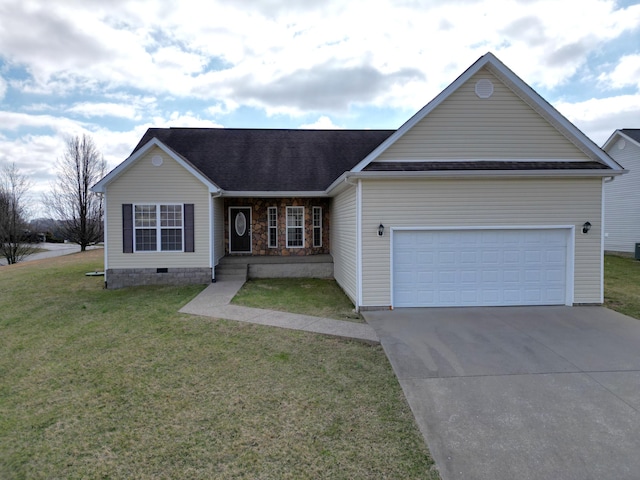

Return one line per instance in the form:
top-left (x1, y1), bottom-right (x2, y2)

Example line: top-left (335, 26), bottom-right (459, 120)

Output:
top-left (363, 306), bottom-right (640, 480)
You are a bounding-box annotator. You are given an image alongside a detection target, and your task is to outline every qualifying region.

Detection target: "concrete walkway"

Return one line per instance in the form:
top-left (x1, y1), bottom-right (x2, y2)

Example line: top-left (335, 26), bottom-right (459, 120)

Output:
top-left (179, 280), bottom-right (380, 344)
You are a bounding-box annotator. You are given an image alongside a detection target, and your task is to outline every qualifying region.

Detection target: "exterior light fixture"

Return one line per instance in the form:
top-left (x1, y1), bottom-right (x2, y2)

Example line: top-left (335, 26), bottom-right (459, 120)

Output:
top-left (378, 223), bottom-right (385, 236)
top-left (582, 221), bottom-right (591, 234)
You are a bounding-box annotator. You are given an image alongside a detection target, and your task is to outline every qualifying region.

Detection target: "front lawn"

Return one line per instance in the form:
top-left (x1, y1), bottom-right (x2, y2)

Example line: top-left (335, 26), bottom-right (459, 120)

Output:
top-left (604, 254), bottom-right (640, 319)
top-left (231, 277), bottom-right (363, 322)
top-left (0, 251), bottom-right (437, 479)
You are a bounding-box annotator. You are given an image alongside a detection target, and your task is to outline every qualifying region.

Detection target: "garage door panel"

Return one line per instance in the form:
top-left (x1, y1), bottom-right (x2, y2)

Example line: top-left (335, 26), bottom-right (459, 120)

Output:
top-left (393, 229), bottom-right (568, 307)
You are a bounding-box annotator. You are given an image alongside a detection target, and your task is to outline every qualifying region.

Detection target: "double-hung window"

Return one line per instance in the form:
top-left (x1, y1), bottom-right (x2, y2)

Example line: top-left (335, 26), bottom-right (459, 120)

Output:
top-left (312, 207), bottom-right (322, 247)
top-left (134, 204), bottom-right (183, 252)
top-left (286, 206), bottom-right (304, 248)
top-left (267, 207), bottom-right (278, 248)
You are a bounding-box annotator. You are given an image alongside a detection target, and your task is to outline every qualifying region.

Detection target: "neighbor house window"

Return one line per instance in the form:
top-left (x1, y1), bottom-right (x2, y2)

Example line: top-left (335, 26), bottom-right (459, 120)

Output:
top-left (268, 206), bottom-right (278, 248)
top-left (134, 204), bottom-right (183, 252)
top-left (313, 206), bottom-right (322, 247)
top-left (286, 206), bottom-right (304, 248)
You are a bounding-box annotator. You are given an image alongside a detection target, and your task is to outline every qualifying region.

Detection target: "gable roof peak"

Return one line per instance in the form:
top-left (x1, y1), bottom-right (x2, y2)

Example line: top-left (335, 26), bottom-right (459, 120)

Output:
top-left (350, 52), bottom-right (622, 173)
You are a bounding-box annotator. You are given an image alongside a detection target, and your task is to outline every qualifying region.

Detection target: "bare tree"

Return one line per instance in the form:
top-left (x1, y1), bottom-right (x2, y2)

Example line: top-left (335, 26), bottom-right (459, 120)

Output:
top-left (0, 163), bottom-right (36, 264)
top-left (43, 134), bottom-right (107, 251)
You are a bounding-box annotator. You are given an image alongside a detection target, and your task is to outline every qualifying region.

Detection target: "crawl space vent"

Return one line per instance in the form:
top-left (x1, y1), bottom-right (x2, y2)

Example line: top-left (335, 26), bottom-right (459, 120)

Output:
top-left (475, 79), bottom-right (494, 99)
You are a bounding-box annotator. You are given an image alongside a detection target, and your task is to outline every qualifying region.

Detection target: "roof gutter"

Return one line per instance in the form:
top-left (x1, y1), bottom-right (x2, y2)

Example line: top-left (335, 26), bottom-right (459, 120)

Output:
top-left (345, 169), bottom-right (626, 180)
top-left (325, 169), bottom-right (627, 195)
top-left (221, 190), bottom-right (329, 198)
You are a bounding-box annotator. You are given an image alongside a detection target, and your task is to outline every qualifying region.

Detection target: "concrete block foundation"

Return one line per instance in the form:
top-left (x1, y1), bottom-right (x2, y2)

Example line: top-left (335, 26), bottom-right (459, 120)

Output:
top-left (106, 267), bottom-right (212, 289)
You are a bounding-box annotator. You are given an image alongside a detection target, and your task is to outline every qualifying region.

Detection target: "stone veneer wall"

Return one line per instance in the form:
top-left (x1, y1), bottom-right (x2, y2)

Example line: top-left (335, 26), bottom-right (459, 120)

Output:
top-left (224, 198), bottom-right (331, 256)
top-left (106, 268), bottom-right (211, 289)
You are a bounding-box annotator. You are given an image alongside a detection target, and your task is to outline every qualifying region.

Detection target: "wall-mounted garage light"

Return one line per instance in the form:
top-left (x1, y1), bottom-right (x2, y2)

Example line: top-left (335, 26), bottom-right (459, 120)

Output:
top-left (582, 221), bottom-right (592, 234)
top-left (378, 223), bottom-right (385, 236)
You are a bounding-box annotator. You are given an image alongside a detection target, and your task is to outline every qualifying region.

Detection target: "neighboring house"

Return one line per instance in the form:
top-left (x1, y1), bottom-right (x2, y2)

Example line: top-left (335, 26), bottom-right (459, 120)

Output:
top-left (602, 129), bottom-right (640, 254)
top-left (92, 52), bottom-right (624, 309)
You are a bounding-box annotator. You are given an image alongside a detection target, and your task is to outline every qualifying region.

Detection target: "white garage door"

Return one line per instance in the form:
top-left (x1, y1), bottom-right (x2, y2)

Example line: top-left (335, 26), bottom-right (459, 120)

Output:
top-left (393, 229), bottom-right (568, 307)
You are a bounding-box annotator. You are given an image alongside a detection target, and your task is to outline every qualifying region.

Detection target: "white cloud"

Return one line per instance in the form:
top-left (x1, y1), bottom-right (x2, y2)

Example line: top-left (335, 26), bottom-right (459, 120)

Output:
top-left (0, 74), bottom-right (6, 100)
top-left (299, 116), bottom-right (343, 129)
top-left (67, 102), bottom-right (141, 119)
top-left (0, 111), bottom-right (87, 134)
top-left (555, 94), bottom-right (640, 145)
top-left (151, 112), bottom-right (224, 129)
top-left (598, 54), bottom-right (640, 90)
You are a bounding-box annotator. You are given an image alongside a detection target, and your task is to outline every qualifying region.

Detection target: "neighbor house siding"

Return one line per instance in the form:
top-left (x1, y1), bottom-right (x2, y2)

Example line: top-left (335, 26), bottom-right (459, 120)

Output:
top-left (376, 68), bottom-right (588, 161)
top-left (360, 178), bottom-right (602, 306)
top-left (106, 146), bottom-right (210, 269)
top-left (604, 139), bottom-right (640, 253)
top-left (330, 186), bottom-right (358, 305)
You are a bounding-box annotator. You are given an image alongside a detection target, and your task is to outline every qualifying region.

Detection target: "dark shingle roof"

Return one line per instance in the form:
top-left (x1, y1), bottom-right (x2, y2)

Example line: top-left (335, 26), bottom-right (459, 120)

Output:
top-left (364, 161), bottom-right (611, 171)
top-left (133, 128), bottom-right (394, 191)
top-left (621, 129), bottom-right (640, 144)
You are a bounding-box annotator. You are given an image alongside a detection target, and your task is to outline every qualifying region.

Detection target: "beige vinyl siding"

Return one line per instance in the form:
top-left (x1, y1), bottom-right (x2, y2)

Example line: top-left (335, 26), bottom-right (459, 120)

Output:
top-left (376, 68), bottom-right (588, 161)
top-left (330, 186), bottom-right (357, 304)
top-left (106, 146), bottom-right (211, 269)
top-left (360, 178), bottom-right (602, 306)
top-left (604, 139), bottom-right (640, 252)
top-left (213, 196), bottom-right (225, 264)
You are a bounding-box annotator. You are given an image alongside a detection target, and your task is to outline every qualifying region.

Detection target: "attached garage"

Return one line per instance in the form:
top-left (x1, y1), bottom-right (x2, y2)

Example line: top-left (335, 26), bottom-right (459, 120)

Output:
top-left (392, 228), bottom-right (572, 307)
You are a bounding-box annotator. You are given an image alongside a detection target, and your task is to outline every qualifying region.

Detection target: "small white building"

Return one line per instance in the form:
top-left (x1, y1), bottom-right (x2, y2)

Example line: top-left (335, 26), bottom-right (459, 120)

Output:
top-left (603, 129), bottom-right (640, 254)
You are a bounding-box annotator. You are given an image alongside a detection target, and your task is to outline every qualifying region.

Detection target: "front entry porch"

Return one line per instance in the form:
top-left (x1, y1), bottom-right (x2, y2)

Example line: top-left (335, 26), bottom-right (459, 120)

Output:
top-left (215, 254), bottom-right (334, 281)
top-left (224, 197), bottom-right (330, 256)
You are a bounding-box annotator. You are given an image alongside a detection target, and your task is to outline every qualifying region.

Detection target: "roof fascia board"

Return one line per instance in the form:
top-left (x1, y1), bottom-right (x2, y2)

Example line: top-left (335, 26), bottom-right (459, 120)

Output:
top-left (91, 137), bottom-right (222, 194)
top-left (350, 55), bottom-right (492, 173)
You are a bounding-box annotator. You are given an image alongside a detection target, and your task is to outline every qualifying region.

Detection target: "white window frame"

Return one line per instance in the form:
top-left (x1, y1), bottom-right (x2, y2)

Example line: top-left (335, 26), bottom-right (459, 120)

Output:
top-left (286, 206), bottom-right (305, 248)
top-left (312, 206), bottom-right (322, 247)
top-left (134, 203), bottom-right (184, 253)
top-left (268, 206), bottom-right (278, 248)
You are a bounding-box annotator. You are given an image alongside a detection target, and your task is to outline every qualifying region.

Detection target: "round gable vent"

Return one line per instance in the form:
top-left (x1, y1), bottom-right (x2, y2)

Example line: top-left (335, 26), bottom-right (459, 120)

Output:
top-left (475, 79), bottom-right (494, 99)
top-left (617, 139), bottom-right (626, 150)
top-left (151, 155), bottom-right (163, 166)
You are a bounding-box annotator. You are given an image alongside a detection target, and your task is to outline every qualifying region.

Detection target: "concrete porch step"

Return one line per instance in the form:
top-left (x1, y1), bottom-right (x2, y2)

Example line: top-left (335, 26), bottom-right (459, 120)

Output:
top-left (215, 263), bottom-right (248, 282)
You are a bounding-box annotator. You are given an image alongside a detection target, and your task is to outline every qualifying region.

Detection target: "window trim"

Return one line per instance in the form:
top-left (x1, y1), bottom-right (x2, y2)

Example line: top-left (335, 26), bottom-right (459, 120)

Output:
top-left (312, 206), bottom-right (322, 247)
top-left (133, 203), bottom-right (184, 253)
top-left (267, 206), bottom-right (278, 248)
top-left (286, 206), bottom-right (305, 248)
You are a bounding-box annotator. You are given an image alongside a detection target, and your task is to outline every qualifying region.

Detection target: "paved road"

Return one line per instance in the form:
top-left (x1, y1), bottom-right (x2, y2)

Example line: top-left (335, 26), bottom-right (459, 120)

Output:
top-left (0, 242), bottom-right (102, 266)
top-left (364, 306), bottom-right (640, 480)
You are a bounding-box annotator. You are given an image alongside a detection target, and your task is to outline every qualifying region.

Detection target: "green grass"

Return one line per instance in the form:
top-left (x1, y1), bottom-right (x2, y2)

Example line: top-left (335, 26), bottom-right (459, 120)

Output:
top-left (0, 251), bottom-right (438, 479)
top-left (231, 277), bottom-right (364, 322)
top-left (604, 254), bottom-right (640, 319)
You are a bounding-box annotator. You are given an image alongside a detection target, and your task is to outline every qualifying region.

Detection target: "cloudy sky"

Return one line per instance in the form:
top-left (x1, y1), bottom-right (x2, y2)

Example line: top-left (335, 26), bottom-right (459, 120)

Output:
top-left (1, 0), bottom-right (639, 214)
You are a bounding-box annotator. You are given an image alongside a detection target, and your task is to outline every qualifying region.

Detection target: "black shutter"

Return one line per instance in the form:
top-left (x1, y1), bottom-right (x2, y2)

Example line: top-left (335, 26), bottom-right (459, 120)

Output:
top-left (123, 204), bottom-right (133, 253)
top-left (184, 204), bottom-right (194, 252)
